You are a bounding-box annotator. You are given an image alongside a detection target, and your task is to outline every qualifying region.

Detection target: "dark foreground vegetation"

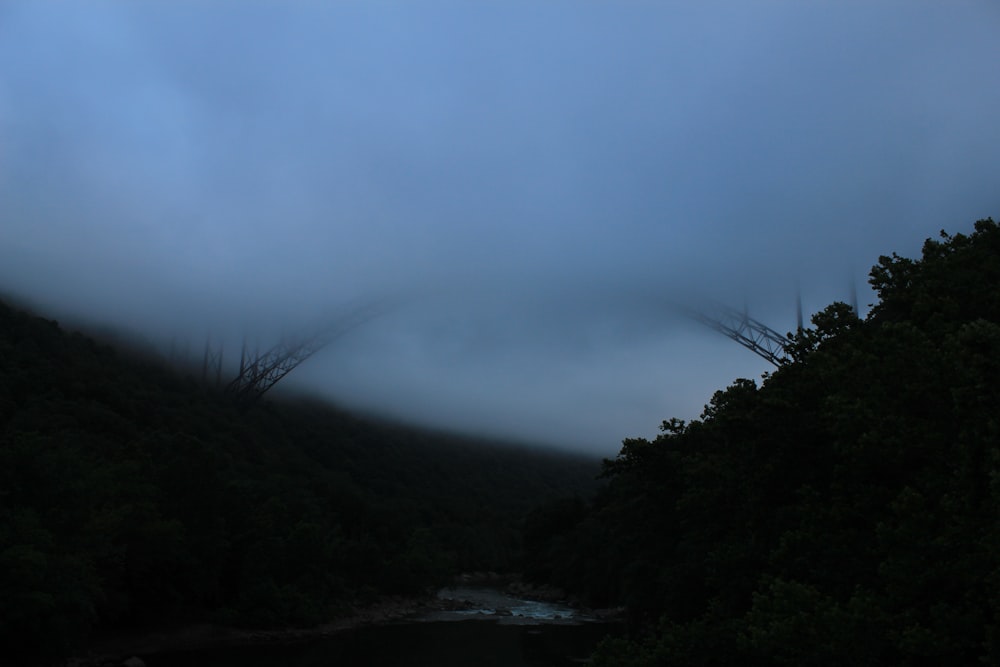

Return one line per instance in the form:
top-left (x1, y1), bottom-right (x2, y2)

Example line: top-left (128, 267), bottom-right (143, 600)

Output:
top-left (0, 300), bottom-right (598, 663)
top-left (523, 218), bottom-right (1000, 666)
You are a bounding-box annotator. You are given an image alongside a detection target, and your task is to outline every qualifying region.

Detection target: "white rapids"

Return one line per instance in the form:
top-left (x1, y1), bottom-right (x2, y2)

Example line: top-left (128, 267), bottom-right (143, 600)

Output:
top-left (419, 587), bottom-right (591, 625)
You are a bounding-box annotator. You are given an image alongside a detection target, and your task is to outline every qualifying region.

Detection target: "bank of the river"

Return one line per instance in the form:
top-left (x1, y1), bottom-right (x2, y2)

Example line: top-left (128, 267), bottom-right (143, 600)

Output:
top-left (65, 596), bottom-right (441, 667)
top-left (64, 578), bottom-right (622, 667)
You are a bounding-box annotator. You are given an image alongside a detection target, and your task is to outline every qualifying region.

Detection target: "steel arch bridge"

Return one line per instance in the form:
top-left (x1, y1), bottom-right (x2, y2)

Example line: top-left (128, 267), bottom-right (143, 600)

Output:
top-left (215, 297), bottom-right (802, 405)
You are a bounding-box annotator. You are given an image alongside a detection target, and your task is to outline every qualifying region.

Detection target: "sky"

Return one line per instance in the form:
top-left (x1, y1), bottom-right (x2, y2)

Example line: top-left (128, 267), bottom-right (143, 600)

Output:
top-left (1, 2), bottom-right (998, 454)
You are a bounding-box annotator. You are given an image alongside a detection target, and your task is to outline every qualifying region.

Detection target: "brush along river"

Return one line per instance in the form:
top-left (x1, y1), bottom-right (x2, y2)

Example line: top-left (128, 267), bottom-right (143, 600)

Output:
top-left (116, 587), bottom-right (623, 667)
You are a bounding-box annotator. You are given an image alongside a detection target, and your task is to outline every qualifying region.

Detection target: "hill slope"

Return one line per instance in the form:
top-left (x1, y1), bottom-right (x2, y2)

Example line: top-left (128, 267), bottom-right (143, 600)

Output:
top-left (524, 218), bottom-right (1000, 666)
top-left (0, 299), bottom-right (600, 661)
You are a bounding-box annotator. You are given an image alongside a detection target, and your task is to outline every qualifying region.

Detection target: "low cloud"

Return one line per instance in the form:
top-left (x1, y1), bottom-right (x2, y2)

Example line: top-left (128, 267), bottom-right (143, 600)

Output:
top-left (2, 2), bottom-right (998, 453)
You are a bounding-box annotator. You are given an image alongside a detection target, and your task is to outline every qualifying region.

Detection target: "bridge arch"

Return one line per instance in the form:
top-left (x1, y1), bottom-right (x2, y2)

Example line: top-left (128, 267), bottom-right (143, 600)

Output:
top-left (222, 297), bottom-right (796, 404)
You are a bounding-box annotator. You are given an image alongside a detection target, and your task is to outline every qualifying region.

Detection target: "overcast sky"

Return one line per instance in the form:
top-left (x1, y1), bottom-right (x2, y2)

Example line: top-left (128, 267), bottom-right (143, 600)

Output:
top-left (1, 2), bottom-right (998, 454)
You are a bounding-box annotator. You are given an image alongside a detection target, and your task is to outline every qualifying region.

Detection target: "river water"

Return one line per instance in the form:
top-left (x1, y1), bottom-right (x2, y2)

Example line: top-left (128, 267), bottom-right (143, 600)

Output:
top-left (146, 588), bottom-right (620, 667)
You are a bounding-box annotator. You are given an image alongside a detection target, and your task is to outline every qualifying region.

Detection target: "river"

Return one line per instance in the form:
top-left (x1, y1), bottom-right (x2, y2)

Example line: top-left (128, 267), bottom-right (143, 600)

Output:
top-left (142, 587), bottom-right (621, 667)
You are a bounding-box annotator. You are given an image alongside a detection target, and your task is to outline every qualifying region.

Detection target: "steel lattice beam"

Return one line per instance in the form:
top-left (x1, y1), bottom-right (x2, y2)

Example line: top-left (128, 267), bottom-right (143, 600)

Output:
top-left (226, 300), bottom-right (389, 404)
top-left (679, 302), bottom-right (792, 367)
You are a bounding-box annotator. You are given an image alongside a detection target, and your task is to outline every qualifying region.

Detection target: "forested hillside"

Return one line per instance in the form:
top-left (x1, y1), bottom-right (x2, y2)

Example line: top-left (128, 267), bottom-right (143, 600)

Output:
top-left (0, 303), bottom-right (598, 662)
top-left (524, 218), bottom-right (1000, 666)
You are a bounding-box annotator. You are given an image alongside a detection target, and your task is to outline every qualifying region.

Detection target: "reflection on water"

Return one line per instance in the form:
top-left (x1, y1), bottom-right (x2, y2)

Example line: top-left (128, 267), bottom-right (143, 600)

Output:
top-left (148, 619), bottom-right (619, 667)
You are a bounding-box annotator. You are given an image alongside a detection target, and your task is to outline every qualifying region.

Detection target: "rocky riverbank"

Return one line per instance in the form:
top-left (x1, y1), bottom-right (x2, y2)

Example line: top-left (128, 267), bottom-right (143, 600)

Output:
top-left (63, 576), bottom-right (622, 667)
top-left (64, 595), bottom-right (439, 667)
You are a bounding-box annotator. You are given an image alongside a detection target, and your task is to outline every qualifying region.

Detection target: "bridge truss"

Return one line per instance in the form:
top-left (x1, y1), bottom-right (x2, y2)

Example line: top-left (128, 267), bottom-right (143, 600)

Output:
top-left (679, 301), bottom-right (793, 367)
top-left (226, 301), bottom-right (390, 404)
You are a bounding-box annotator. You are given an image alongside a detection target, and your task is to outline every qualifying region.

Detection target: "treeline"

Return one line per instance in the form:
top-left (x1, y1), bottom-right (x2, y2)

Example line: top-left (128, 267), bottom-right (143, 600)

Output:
top-left (0, 300), bottom-right (598, 662)
top-left (524, 218), bottom-right (1000, 665)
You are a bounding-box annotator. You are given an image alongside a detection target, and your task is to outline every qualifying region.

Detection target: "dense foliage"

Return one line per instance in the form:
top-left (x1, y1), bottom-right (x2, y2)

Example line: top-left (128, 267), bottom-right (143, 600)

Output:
top-left (0, 303), bottom-right (598, 662)
top-left (524, 218), bottom-right (1000, 665)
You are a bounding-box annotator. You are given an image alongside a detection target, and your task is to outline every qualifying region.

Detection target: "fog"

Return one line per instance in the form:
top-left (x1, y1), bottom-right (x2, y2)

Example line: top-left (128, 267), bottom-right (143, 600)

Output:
top-left (2, 2), bottom-right (998, 453)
